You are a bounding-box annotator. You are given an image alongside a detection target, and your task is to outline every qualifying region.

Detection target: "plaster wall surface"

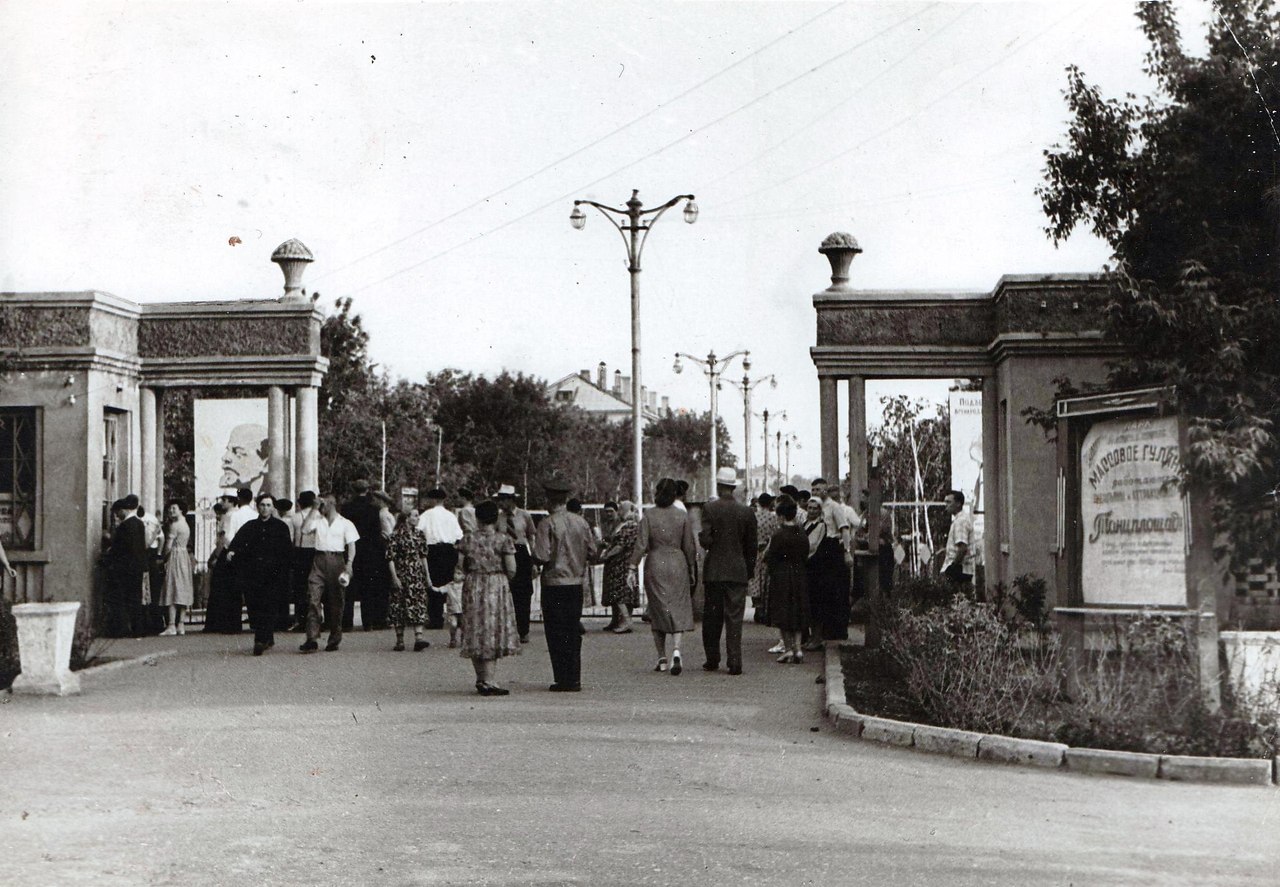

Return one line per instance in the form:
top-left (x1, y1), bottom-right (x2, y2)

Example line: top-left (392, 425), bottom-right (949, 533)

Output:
top-left (995, 354), bottom-right (1108, 603)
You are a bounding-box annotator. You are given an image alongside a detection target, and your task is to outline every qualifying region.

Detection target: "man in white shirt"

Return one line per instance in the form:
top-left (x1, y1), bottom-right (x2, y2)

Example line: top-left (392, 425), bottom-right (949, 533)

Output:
top-left (226, 487), bottom-right (257, 541)
top-left (417, 488), bottom-right (463, 632)
top-left (300, 493), bottom-right (359, 653)
top-left (941, 489), bottom-right (975, 588)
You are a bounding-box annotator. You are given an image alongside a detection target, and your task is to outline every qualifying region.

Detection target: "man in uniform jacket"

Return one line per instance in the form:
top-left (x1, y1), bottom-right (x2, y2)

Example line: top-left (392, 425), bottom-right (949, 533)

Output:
top-left (104, 495), bottom-right (148, 638)
top-left (228, 492), bottom-right (294, 655)
top-left (532, 478), bottom-right (599, 691)
top-left (698, 467), bottom-right (758, 675)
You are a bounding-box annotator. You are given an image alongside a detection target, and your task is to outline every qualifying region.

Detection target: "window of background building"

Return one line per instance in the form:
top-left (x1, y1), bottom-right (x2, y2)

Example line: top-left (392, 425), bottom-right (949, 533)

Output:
top-left (0, 408), bottom-right (38, 550)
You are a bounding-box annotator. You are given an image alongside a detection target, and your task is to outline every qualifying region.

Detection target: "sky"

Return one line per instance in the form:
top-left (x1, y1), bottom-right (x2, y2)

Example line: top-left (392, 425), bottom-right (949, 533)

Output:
top-left (0, 0), bottom-right (1213, 479)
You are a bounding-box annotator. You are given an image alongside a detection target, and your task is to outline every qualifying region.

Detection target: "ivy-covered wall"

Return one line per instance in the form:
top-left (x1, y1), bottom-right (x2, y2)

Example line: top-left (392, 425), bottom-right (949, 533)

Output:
top-left (138, 315), bottom-right (314, 358)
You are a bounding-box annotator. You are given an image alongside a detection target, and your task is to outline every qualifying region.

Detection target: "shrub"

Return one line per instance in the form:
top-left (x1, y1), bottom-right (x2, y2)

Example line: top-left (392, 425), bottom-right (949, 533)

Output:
top-left (0, 595), bottom-right (18, 691)
top-left (1055, 616), bottom-right (1277, 757)
top-left (881, 596), bottom-right (1064, 735)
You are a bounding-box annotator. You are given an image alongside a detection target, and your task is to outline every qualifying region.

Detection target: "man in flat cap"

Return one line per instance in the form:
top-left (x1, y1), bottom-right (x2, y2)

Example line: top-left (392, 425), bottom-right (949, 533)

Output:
top-left (532, 477), bottom-right (598, 691)
top-left (103, 495), bottom-right (148, 637)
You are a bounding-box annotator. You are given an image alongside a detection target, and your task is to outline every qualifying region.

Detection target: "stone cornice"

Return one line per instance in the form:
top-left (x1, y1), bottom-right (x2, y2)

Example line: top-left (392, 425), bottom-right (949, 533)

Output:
top-left (141, 354), bottom-right (329, 387)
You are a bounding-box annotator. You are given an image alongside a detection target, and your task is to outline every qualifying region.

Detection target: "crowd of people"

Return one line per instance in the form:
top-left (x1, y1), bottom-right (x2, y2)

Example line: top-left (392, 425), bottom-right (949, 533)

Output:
top-left (99, 466), bottom-right (977, 696)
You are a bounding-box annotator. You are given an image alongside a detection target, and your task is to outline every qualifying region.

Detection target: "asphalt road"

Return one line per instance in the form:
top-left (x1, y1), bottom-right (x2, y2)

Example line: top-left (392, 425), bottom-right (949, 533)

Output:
top-left (2, 620), bottom-right (1277, 886)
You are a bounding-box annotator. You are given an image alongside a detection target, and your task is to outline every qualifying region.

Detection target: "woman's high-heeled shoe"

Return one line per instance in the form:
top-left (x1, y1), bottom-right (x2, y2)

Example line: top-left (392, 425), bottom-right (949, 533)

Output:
top-left (776, 652), bottom-right (795, 664)
top-left (669, 652), bottom-right (682, 676)
top-left (654, 658), bottom-right (668, 672)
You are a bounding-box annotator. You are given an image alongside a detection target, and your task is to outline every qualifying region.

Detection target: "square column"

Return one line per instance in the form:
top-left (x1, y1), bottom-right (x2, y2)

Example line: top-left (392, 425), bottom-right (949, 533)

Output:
top-left (267, 385), bottom-right (288, 497)
top-left (847, 376), bottom-right (866, 503)
top-left (294, 385), bottom-right (319, 495)
top-left (981, 376), bottom-right (1001, 591)
top-left (140, 387), bottom-right (157, 514)
top-left (819, 376), bottom-right (839, 482)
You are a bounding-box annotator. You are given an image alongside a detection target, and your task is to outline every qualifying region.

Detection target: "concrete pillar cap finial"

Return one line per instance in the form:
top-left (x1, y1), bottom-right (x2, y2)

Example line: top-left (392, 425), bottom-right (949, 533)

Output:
top-left (818, 232), bottom-right (862, 292)
top-left (271, 239), bottom-right (314, 302)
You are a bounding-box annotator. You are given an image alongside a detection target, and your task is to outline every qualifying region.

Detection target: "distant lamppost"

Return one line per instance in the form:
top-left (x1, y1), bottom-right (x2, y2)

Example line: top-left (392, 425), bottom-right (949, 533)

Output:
top-left (758, 408), bottom-right (786, 491)
top-left (728, 373), bottom-right (776, 496)
top-left (570, 190), bottom-right (698, 504)
top-left (784, 432), bottom-right (801, 481)
top-left (673, 349), bottom-right (750, 495)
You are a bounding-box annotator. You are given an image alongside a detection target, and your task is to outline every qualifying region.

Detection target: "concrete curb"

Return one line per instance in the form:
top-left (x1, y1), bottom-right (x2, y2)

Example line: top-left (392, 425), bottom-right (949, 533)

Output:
top-left (1066, 747), bottom-right (1160, 778)
top-left (77, 649), bottom-right (178, 678)
top-left (1158, 754), bottom-right (1273, 786)
top-left (822, 647), bottom-right (1277, 787)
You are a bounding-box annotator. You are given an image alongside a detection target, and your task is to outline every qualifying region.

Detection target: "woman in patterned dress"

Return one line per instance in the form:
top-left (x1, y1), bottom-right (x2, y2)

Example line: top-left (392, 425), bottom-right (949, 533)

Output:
top-left (457, 500), bottom-right (520, 696)
top-left (750, 493), bottom-right (778, 632)
top-left (387, 507), bottom-right (432, 652)
top-left (601, 501), bottom-right (640, 633)
top-left (629, 478), bottom-right (697, 676)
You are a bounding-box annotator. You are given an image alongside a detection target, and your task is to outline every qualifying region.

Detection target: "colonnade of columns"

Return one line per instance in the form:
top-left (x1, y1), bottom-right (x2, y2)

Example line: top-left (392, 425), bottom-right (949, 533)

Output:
top-left (816, 371), bottom-right (1002, 586)
top-left (139, 383), bottom-right (320, 515)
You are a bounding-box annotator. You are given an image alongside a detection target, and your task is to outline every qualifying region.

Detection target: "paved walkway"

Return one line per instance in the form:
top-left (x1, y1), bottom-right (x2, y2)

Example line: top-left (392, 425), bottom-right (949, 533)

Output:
top-left (2, 619), bottom-right (1276, 886)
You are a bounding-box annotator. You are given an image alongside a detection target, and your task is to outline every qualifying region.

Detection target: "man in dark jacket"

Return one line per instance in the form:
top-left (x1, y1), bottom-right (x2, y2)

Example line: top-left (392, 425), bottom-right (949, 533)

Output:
top-left (698, 468), bottom-right (757, 675)
top-left (341, 479), bottom-right (389, 631)
top-left (228, 492), bottom-right (294, 655)
top-left (103, 495), bottom-right (148, 638)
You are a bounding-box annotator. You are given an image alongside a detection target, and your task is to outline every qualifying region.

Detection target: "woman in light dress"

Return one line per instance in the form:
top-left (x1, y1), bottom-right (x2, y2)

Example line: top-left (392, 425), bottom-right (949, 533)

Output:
top-left (629, 478), bottom-right (697, 676)
top-left (457, 500), bottom-right (521, 696)
top-left (158, 501), bottom-right (193, 635)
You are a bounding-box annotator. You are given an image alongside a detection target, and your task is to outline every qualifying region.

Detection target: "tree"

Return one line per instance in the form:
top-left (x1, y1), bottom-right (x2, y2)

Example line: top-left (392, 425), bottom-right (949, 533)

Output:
top-left (643, 411), bottom-right (736, 501)
top-left (873, 395), bottom-right (951, 505)
top-left (318, 294), bottom-right (393, 495)
top-left (1035, 0), bottom-right (1280, 563)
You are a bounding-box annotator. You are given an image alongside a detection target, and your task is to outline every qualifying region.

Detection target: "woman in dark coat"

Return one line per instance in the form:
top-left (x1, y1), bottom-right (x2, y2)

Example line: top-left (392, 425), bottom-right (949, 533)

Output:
top-left (764, 495), bottom-right (809, 663)
top-left (803, 497), bottom-right (847, 650)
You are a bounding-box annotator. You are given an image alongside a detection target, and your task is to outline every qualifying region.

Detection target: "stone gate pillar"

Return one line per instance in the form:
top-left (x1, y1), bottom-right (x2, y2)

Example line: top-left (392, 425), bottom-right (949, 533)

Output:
top-left (295, 385), bottom-right (319, 494)
top-left (819, 376), bottom-right (839, 482)
top-left (267, 385), bottom-right (288, 497)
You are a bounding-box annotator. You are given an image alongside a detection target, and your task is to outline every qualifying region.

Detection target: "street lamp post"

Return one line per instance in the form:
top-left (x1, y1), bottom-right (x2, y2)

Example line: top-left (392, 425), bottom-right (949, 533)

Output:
top-left (728, 373), bottom-right (776, 496)
top-left (673, 349), bottom-right (750, 496)
top-left (759, 409), bottom-right (786, 491)
top-left (784, 432), bottom-right (800, 480)
top-left (570, 190), bottom-right (698, 504)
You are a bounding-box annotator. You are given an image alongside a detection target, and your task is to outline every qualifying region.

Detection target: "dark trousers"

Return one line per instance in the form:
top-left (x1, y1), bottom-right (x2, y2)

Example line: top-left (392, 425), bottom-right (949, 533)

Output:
top-left (510, 545), bottom-right (534, 638)
top-left (292, 548), bottom-right (315, 625)
top-left (308, 553), bottom-right (346, 646)
top-left (242, 573), bottom-right (280, 647)
top-left (541, 585), bottom-right (583, 688)
top-left (355, 549), bottom-right (389, 630)
top-left (426, 589), bottom-right (446, 630)
top-left (702, 581), bottom-right (748, 670)
top-left (104, 570), bottom-right (143, 638)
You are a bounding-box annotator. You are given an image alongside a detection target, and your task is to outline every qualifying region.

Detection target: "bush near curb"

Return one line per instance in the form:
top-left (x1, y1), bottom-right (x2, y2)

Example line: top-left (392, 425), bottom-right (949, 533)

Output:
top-left (847, 576), bottom-right (1279, 761)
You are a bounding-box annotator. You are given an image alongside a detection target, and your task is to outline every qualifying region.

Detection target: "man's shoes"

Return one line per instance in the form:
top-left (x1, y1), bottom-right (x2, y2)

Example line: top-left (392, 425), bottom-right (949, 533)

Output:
top-left (393, 640), bottom-right (405, 652)
top-left (252, 642), bottom-right (267, 656)
top-left (548, 683), bottom-right (581, 692)
top-left (727, 666), bottom-right (743, 676)
top-left (519, 635), bottom-right (530, 644)
top-left (324, 641), bottom-right (340, 652)
top-left (701, 662), bottom-right (719, 672)
top-left (413, 640), bottom-right (430, 652)
top-left (610, 625), bottom-right (633, 634)
top-left (299, 640), bottom-right (318, 653)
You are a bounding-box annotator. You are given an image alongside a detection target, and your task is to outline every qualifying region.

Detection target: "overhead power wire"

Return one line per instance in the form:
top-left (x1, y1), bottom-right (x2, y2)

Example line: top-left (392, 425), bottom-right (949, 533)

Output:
top-left (717, 2), bottom-right (1092, 209)
top-left (344, 3), bottom-right (941, 296)
top-left (703, 3), bottom-right (974, 192)
top-left (310, 0), bottom-right (848, 285)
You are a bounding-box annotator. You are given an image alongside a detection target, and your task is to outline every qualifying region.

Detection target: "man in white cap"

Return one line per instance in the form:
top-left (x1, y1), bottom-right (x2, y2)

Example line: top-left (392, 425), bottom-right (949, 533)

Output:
top-left (496, 483), bottom-right (537, 643)
top-left (698, 467), bottom-right (757, 675)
